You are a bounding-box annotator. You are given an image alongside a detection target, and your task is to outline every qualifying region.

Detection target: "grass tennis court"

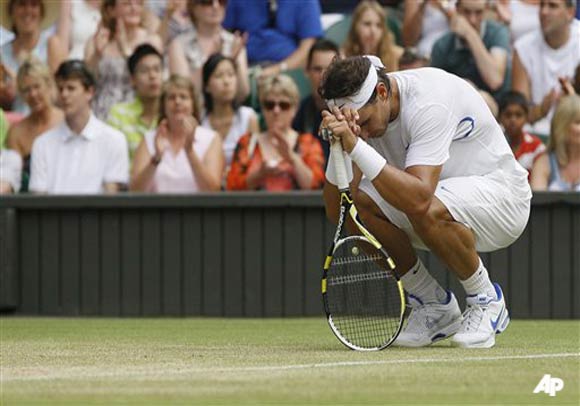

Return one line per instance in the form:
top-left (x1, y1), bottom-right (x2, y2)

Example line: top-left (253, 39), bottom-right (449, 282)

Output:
top-left (1, 318), bottom-right (578, 404)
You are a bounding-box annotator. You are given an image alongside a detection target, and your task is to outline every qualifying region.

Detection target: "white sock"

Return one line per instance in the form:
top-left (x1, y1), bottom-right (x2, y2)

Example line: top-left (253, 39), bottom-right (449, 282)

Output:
top-left (460, 258), bottom-right (496, 298)
top-left (401, 259), bottom-right (448, 304)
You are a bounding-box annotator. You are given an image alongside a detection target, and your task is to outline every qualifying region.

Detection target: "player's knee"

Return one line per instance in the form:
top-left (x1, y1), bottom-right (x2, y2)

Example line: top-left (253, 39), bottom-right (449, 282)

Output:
top-left (353, 189), bottom-right (384, 225)
top-left (407, 202), bottom-right (447, 237)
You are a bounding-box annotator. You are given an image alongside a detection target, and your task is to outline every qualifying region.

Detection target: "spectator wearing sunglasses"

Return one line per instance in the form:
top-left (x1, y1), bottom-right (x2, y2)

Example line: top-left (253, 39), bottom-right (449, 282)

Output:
top-left (168, 0), bottom-right (249, 103)
top-left (226, 74), bottom-right (324, 191)
top-left (29, 60), bottom-right (129, 194)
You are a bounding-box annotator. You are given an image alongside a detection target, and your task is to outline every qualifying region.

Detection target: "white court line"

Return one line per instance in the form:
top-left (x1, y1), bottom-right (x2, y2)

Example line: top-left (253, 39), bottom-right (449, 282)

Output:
top-left (2, 353), bottom-right (579, 382)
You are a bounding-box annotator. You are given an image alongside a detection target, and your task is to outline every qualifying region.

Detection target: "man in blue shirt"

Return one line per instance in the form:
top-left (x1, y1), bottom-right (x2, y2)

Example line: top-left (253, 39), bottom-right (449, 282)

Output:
top-left (223, 0), bottom-right (323, 76)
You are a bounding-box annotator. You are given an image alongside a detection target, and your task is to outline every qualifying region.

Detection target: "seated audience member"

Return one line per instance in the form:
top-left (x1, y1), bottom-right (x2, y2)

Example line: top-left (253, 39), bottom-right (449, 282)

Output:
top-left (530, 94), bottom-right (580, 191)
top-left (223, 0), bottom-right (323, 77)
top-left (491, 0), bottom-right (540, 43)
top-left (130, 75), bottom-right (224, 193)
top-left (0, 108), bottom-right (8, 146)
top-left (430, 0), bottom-right (511, 102)
top-left (227, 74), bottom-right (324, 191)
top-left (29, 60), bottom-right (129, 194)
top-left (168, 0), bottom-right (249, 102)
top-left (56, 0), bottom-right (101, 60)
top-left (0, 0), bottom-right (66, 113)
top-left (157, 0), bottom-right (192, 46)
top-left (398, 47), bottom-right (429, 70)
top-left (6, 59), bottom-right (63, 192)
top-left (512, 0), bottom-right (579, 137)
top-left (0, 149), bottom-right (22, 194)
top-left (201, 54), bottom-right (258, 173)
top-left (343, 1), bottom-right (403, 72)
top-left (108, 44), bottom-right (163, 160)
top-left (292, 39), bottom-right (340, 164)
top-left (0, 108), bottom-right (22, 194)
top-left (402, 0), bottom-right (454, 58)
top-left (85, 0), bottom-right (163, 120)
top-left (498, 91), bottom-right (546, 176)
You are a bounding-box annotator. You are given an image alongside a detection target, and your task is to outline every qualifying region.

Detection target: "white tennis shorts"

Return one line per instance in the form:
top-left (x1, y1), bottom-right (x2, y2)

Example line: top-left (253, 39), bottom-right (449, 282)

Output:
top-left (358, 169), bottom-right (532, 252)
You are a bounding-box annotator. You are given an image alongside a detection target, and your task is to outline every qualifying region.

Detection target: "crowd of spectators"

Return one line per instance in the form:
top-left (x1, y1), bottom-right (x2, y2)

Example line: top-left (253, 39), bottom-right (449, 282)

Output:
top-left (0, 0), bottom-right (579, 195)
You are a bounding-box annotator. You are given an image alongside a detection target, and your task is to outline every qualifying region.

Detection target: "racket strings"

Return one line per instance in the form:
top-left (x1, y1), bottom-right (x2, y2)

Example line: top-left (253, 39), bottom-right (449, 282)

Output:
top-left (326, 239), bottom-right (402, 349)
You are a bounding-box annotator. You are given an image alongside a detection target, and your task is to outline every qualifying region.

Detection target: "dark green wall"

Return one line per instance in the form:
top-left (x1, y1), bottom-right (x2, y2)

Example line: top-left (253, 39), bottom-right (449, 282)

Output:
top-left (1, 192), bottom-right (579, 318)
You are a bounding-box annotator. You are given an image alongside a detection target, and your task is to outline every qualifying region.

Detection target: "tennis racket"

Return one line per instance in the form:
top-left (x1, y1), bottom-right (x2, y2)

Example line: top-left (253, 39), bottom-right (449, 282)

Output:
top-left (322, 140), bottom-right (406, 351)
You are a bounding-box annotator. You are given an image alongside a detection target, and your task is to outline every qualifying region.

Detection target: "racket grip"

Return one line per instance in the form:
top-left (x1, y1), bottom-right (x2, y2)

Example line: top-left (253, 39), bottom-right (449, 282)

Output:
top-left (331, 141), bottom-right (349, 191)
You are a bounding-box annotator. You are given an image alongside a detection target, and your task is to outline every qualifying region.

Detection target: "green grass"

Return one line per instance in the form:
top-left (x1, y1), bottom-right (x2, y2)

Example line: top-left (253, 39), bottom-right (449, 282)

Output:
top-left (1, 318), bottom-right (579, 405)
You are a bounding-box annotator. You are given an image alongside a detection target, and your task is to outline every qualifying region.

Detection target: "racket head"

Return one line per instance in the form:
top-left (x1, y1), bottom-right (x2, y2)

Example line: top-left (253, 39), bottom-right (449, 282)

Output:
top-left (322, 236), bottom-right (405, 351)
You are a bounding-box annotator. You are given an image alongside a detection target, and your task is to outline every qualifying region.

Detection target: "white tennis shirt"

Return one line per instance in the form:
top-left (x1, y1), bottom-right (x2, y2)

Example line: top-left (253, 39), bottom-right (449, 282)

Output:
top-left (29, 113), bottom-right (129, 194)
top-left (367, 67), bottom-right (529, 197)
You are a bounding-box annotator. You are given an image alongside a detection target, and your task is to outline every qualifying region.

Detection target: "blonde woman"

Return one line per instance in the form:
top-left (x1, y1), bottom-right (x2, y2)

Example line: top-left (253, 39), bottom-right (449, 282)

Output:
top-left (531, 95), bottom-right (580, 191)
top-left (85, 0), bottom-right (163, 119)
top-left (227, 74), bottom-right (324, 191)
top-left (130, 75), bottom-right (224, 193)
top-left (343, 0), bottom-right (403, 72)
top-left (6, 58), bottom-right (63, 192)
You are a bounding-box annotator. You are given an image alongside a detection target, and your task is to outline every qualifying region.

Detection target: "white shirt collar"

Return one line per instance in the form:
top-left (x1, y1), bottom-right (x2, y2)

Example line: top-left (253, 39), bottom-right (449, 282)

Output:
top-left (61, 112), bottom-right (99, 142)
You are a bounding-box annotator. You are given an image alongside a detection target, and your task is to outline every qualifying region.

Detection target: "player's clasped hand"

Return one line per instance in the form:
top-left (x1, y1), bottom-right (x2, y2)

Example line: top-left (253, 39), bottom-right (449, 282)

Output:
top-left (320, 106), bottom-right (361, 153)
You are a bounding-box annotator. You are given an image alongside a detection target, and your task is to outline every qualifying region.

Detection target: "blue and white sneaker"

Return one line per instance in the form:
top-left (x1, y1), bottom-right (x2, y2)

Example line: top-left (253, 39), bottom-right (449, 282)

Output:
top-left (452, 283), bottom-right (510, 348)
top-left (394, 291), bottom-right (462, 347)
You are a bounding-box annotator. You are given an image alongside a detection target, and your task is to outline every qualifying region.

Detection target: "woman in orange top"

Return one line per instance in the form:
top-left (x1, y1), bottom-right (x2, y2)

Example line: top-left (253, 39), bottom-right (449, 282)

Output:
top-left (227, 74), bottom-right (324, 191)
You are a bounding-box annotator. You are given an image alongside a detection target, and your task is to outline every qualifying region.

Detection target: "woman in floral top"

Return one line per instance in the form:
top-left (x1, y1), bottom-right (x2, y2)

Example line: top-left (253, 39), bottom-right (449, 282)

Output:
top-left (226, 74), bottom-right (324, 191)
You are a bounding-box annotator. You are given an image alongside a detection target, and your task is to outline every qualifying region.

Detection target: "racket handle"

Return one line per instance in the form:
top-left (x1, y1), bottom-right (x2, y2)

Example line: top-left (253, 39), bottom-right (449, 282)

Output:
top-left (331, 141), bottom-right (349, 191)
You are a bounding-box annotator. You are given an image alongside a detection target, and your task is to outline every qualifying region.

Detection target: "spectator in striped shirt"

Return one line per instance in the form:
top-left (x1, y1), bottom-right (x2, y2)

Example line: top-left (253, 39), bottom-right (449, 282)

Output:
top-left (499, 90), bottom-right (546, 177)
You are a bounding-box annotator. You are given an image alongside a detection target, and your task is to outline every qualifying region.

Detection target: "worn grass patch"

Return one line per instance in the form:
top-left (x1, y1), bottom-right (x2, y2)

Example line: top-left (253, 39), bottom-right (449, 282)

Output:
top-left (1, 318), bottom-right (578, 404)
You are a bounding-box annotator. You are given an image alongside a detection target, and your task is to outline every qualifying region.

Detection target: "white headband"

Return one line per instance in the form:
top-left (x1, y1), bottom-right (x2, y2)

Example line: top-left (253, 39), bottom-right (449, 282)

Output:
top-left (325, 55), bottom-right (385, 111)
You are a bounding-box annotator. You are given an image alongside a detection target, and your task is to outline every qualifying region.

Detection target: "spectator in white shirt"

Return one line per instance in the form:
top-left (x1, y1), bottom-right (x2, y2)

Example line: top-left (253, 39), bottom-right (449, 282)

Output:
top-left (29, 60), bottom-right (129, 194)
top-left (0, 149), bottom-right (22, 194)
top-left (512, 0), bottom-right (579, 137)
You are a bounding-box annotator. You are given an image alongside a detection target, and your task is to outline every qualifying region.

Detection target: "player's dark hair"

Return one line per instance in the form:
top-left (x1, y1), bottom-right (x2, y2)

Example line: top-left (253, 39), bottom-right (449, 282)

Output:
top-left (498, 91), bottom-right (529, 115)
top-left (319, 56), bottom-right (391, 107)
top-left (307, 38), bottom-right (340, 68)
top-left (127, 44), bottom-right (163, 76)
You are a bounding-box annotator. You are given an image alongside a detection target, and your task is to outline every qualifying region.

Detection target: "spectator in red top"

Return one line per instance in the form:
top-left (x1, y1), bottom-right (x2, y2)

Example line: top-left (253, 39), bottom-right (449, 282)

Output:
top-left (226, 74), bottom-right (324, 191)
top-left (499, 90), bottom-right (546, 176)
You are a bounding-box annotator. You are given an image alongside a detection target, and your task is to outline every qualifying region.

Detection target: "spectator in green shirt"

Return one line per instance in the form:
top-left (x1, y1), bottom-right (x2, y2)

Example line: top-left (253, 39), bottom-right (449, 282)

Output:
top-left (0, 108), bottom-right (8, 147)
top-left (107, 44), bottom-right (163, 160)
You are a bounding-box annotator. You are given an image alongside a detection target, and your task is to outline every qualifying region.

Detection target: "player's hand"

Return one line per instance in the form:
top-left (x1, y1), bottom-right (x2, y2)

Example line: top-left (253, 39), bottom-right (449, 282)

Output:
top-left (559, 76), bottom-right (576, 96)
top-left (321, 110), bottom-right (358, 153)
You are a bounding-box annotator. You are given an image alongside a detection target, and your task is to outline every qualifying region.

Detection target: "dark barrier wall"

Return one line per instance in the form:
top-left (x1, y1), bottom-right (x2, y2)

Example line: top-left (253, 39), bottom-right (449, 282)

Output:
top-left (1, 192), bottom-right (579, 318)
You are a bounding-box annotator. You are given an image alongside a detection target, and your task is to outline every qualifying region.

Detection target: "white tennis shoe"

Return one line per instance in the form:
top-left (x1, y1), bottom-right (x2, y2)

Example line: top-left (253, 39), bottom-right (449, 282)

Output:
top-left (394, 291), bottom-right (462, 347)
top-left (452, 283), bottom-right (510, 349)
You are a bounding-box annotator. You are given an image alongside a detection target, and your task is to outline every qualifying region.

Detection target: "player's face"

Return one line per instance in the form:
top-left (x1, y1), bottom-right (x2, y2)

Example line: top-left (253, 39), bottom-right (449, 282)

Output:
top-left (500, 104), bottom-right (527, 139)
top-left (540, 0), bottom-right (574, 37)
top-left (356, 87), bottom-right (390, 140)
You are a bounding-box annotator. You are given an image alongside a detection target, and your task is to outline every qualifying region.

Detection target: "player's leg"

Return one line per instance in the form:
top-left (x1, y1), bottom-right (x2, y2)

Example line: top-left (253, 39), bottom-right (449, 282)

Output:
top-left (408, 175), bottom-right (530, 348)
top-left (353, 181), bottom-right (462, 347)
